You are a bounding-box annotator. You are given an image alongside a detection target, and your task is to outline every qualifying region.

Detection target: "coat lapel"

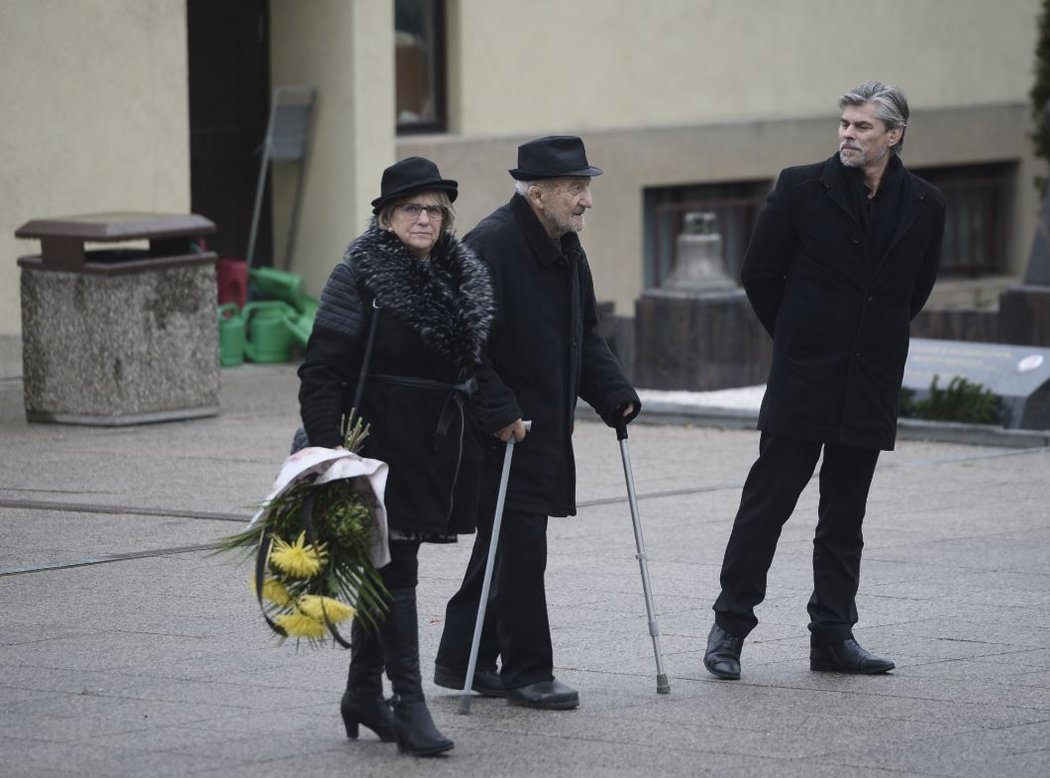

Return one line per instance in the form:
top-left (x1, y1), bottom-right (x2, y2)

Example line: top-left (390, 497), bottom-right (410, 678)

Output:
top-left (882, 187), bottom-right (923, 260)
top-left (819, 156), bottom-right (858, 228)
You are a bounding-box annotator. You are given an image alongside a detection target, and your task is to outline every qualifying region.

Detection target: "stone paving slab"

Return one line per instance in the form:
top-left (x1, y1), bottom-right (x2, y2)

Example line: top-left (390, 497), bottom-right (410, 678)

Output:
top-left (0, 365), bottom-right (1048, 777)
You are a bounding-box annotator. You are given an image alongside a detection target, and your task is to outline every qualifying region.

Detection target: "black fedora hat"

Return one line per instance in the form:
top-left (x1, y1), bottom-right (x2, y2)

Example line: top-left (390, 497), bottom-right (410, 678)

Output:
top-left (508, 135), bottom-right (603, 180)
top-left (371, 156), bottom-right (458, 214)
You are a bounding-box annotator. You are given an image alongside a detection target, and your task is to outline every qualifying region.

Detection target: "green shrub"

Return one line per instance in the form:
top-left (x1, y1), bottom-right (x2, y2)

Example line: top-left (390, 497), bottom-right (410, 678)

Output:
top-left (899, 374), bottom-right (1006, 426)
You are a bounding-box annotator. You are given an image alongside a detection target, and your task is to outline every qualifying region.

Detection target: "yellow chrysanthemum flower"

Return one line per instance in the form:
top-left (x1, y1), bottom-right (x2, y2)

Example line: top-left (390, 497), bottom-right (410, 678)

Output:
top-left (299, 594), bottom-right (355, 624)
top-left (250, 577), bottom-right (293, 607)
top-left (268, 532), bottom-right (327, 579)
top-left (275, 611), bottom-right (327, 639)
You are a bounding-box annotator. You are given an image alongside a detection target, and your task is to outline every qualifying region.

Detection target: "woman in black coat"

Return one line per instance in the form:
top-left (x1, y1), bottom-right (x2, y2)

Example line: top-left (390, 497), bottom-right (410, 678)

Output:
top-left (298, 157), bottom-right (493, 756)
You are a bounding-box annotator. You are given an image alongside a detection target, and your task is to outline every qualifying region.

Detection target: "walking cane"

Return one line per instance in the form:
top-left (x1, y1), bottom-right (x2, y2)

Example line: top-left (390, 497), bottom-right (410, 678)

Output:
top-left (458, 420), bottom-right (531, 715)
top-left (616, 419), bottom-right (671, 694)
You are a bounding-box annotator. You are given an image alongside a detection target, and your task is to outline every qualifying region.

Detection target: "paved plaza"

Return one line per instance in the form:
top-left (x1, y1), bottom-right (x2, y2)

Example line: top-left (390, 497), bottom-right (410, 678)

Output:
top-left (0, 364), bottom-right (1047, 777)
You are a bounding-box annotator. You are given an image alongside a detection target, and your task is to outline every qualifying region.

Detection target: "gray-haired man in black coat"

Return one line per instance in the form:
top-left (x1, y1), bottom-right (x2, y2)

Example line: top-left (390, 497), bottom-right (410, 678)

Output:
top-left (704, 82), bottom-right (945, 680)
top-left (434, 136), bottom-right (640, 710)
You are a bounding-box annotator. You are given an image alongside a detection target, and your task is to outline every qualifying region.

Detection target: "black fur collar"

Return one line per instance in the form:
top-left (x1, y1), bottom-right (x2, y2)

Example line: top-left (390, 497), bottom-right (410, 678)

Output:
top-left (345, 221), bottom-right (494, 370)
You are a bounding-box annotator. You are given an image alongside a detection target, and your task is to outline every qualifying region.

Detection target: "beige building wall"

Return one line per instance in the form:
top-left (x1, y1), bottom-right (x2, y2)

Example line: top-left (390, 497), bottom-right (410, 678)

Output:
top-left (269, 0), bottom-right (395, 295)
top-left (452, 0), bottom-right (1035, 133)
top-left (399, 0), bottom-right (1044, 313)
top-left (0, 0), bottom-right (190, 377)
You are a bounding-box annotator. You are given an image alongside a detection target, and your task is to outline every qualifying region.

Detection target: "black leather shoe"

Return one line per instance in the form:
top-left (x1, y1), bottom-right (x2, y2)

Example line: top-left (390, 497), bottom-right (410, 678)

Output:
top-left (433, 665), bottom-right (507, 698)
top-left (703, 623), bottom-right (743, 680)
top-left (506, 679), bottom-right (579, 710)
top-left (810, 638), bottom-right (895, 674)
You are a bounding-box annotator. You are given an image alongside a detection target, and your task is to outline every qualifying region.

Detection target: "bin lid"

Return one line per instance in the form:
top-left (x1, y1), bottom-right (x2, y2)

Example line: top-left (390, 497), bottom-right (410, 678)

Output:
top-left (15, 212), bottom-right (216, 242)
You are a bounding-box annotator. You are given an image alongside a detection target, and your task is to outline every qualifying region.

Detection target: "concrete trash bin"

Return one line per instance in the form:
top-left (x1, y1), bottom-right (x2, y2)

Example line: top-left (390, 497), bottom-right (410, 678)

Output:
top-left (16, 212), bottom-right (220, 425)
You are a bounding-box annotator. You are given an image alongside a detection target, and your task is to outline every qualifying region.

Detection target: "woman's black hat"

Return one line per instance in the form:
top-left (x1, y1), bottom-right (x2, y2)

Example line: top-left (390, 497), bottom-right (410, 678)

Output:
top-left (371, 156), bottom-right (458, 214)
top-left (508, 135), bottom-right (604, 180)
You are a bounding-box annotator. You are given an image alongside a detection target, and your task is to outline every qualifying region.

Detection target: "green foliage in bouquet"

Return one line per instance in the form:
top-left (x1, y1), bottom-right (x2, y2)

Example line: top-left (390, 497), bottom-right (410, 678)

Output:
top-left (214, 415), bottom-right (388, 646)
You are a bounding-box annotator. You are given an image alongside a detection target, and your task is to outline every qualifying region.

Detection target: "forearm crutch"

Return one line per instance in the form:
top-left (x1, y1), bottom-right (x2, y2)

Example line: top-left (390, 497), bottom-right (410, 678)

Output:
top-left (458, 421), bottom-right (531, 715)
top-left (616, 420), bottom-right (671, 694)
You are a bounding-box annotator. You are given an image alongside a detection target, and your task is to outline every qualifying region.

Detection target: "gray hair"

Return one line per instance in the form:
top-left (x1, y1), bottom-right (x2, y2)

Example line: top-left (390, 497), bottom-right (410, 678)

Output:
top-left (377, 190), bottom-right (456, 233)
top-left (515, 179), bottom-right (539, 198)
top-left (839, 81), bottom-right (909, 154)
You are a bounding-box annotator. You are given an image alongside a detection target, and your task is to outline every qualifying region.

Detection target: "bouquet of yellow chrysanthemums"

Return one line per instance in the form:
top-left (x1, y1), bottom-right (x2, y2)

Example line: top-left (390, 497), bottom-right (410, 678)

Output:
top-left (216, 418), bottom-right (390, 646)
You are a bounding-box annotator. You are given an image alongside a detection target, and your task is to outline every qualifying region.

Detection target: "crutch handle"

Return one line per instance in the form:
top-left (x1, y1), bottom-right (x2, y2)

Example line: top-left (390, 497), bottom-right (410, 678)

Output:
top-left (615, 419), bottom-right (629, 441)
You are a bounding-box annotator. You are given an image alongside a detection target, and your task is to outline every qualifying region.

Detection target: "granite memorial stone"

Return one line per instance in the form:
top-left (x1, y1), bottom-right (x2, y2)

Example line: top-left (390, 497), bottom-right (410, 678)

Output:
top-left (902, 338), bottom-right (1050, 430)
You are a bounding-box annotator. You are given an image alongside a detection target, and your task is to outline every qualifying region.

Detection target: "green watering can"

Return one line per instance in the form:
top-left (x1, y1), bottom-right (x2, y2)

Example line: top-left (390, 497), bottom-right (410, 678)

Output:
top-left (284, 296), bottom-right (319, 348)
top-left (242, 301), bottom-right (297, 363)
top-left (217, 303), bottom-right (245, 367)
top-left (249, 267), bottom-right (305, 310)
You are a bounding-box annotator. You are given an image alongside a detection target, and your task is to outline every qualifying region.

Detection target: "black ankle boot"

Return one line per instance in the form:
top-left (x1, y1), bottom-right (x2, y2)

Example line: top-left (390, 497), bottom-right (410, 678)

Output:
top-left (341, 618), bottom-right (396, 742)
top-left (382, 587), bottom-right (454, 756)
top-left (393, 697), bottom-right (454, 756)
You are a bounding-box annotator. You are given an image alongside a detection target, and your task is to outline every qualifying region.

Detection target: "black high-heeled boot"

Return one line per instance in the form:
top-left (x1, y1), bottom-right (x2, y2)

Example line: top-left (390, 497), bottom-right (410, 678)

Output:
top-left (340, 617), bottom-right (396, 742)
top-left (382, 587), bottom-right (454, 756)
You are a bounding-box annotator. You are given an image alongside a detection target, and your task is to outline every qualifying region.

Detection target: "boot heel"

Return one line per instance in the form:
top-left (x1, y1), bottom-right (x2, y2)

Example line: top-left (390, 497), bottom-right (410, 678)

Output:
top-left (341, 692), bottom-right (397, 742)
top-left (342, 713), bottom-right (360, 739)
top-left (341, 707), bottom-right (396, 742)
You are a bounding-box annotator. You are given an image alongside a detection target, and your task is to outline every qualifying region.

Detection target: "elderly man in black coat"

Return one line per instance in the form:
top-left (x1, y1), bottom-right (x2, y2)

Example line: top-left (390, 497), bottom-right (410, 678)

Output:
top-left (434, 136), bottom-right (640, 710)
top-left (704, 82), bottom-right (945, 680)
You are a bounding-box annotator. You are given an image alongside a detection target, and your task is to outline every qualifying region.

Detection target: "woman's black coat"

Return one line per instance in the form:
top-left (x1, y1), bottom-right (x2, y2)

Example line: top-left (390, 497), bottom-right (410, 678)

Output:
top-left (743, 154), bottom-right (945, 451)
top-left (467, 194), bottom-right (639, 517)
top-left (298, 222), bottom-right (494, 536)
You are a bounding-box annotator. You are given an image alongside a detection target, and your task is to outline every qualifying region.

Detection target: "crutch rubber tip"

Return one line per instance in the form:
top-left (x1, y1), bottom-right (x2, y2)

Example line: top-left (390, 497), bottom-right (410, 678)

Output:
top-left (656, 674), bottom-right (671, 694)
top-left (457, 697), bottom-right (473, 715)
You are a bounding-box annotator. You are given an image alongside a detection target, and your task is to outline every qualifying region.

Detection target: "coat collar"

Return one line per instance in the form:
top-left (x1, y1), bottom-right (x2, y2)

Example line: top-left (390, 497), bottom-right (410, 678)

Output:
top-left (510, 193), bottom-right (585, 266)
top-left (819, 153), bottom-right (924, 259)
top-left (820, 152), bottom-right (911, 203)
top-left (347, 221), bottom-right (494, 370)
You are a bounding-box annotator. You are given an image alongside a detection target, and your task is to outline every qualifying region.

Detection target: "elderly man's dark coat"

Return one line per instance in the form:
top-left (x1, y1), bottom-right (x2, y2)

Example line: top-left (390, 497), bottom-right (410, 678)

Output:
top-left (743, 153), bottom-right (945, 451)
top-left (468, 194), bottom-right (639, 517)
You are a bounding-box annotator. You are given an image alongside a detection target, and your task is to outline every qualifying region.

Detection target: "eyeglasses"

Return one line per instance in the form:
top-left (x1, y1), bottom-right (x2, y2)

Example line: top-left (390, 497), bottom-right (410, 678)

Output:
top-left (398, 203), bottom-right (444, 220)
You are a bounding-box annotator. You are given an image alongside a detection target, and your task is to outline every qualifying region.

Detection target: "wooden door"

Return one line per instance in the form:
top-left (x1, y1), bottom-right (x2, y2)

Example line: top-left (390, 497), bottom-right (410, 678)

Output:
top-left (187, 0), bottom-right (272, 263)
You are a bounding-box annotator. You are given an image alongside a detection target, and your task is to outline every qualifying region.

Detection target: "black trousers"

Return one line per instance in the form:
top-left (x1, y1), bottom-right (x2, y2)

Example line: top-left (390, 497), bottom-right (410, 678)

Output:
top-left (713, 432), bottom-right (880, 645)
top-left (380, 540), bottom-right (421, 590)
top-left (436, 501), bottom-right (552, 690)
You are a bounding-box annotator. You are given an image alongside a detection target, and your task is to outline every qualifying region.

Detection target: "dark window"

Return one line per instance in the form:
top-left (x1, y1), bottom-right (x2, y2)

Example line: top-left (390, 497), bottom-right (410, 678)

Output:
top-left (913, 163), bottom-right (1014, 276)
top-left (395, 0), bottom-right (446, 134)
top-left (643, 181), bottom-right (769, 288)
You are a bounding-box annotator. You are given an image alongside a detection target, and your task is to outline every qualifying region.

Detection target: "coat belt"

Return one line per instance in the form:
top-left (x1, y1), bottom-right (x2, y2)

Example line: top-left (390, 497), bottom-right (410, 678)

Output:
top-left (370, 373), bottom-right (477, 447)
